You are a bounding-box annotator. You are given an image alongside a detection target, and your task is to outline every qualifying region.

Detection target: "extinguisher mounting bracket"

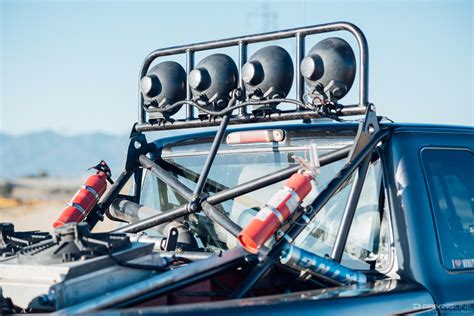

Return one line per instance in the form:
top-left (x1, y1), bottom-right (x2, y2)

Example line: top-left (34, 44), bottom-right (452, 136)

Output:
top-left (89, 160), bottom-right (114, 185)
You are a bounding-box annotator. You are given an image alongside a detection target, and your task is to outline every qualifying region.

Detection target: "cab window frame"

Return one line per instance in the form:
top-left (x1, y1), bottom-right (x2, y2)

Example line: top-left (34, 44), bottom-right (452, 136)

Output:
top-left (420, 146), bottom-right (474, 272)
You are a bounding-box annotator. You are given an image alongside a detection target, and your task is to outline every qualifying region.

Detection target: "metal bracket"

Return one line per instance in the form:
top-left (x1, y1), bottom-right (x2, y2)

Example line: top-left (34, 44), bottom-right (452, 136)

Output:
top-left (125, 124), bottom-right (149, 172)
top-left (88, 160), bottom-right (114, 184)
top-left (297, 269), bottom-right (313, 282)
top-left (348, 104), bottom-right (380, 162)
top-left (88, 125), bottom-right (149, 229)
top-left (165, 227), bottom-right (179, 251)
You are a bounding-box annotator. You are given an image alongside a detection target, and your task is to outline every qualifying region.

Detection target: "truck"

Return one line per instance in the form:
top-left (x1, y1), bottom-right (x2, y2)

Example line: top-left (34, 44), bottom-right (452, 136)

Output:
top-left (0, 22), bottom-right (472, 315)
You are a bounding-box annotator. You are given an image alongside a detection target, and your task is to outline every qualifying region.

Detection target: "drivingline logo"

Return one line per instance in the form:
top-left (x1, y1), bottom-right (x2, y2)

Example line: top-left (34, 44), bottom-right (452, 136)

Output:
top-left (412, 303), bottom-right (472, 313)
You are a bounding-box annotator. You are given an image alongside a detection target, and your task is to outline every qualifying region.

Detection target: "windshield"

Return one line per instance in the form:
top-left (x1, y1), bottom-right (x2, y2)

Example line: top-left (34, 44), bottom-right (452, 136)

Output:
top-left (141, 146), bottom-right (345, 249)
top-left (139, 131), bottom-right (391, 271)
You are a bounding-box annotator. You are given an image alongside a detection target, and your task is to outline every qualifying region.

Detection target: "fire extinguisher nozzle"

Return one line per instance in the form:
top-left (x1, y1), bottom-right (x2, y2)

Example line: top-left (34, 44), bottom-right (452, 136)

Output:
top-left (53, 220), bottom-right (65, 228)
top-left (238, 234), bottom-right (259, 254)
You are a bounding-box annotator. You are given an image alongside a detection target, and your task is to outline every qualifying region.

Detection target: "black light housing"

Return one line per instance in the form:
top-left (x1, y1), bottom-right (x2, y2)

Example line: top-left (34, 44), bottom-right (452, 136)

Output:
top-left (301, 37), bottom-right (356, 103)
top-left (242, 46), bottom-right (294, 115)
top-left (141, 61), bottom-right (186, 120)
top-left (189, 54), bottom-right (238, 117)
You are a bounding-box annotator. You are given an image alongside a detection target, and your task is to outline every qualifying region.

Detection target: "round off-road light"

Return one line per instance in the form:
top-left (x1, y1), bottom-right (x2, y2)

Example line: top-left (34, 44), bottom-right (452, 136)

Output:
top-left (243, 46), bottom-right (294, 114)
top-left (301, 37), bottom-right (356, 102)
top-left (141, 61), bottom-right (186, 116)
top-left (189, 53), bottom-right (238, 111)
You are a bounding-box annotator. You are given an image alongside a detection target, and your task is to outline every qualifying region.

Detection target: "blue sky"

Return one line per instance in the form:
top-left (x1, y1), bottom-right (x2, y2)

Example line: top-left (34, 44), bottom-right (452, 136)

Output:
top-left (1, 0), bottom-right (472, 135)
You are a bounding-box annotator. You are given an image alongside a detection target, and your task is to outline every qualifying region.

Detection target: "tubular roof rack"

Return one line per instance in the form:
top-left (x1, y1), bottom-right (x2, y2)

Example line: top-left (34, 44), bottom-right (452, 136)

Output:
top-left (135, 22), bottom-right (369, 132)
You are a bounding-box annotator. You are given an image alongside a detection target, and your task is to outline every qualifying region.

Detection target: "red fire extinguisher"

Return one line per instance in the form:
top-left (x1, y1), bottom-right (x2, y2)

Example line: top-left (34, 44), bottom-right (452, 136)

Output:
top-left (238, 171), bottom-right (316, 254)
top-left (238, 145), bottom-right (320, 254)
top-left (53, 161), bottom-right (113, 228)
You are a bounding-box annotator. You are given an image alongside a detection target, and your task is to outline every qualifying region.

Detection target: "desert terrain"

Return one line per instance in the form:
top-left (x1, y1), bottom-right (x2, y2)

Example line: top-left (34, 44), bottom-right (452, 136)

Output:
top-left (0, 177), bottom-right (120, 233)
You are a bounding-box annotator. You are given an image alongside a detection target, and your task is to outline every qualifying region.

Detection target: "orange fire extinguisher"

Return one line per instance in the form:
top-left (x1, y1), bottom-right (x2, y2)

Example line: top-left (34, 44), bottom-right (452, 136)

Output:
top-left (53, 161), bottom-right (113, 228)
top-left (238, 171), bottom-right (316, 254)
top-left (238, 146), bottom-right (320, 254)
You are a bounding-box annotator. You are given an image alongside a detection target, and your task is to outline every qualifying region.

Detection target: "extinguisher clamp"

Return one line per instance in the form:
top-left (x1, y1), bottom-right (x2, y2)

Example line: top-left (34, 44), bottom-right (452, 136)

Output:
top-left (89, 160), bottom-right (114, 185)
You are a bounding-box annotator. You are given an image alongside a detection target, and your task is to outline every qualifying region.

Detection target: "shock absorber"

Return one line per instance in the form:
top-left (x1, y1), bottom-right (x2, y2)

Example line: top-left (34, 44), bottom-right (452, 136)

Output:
top-left (53, 161), bottom-right (113, 228)
top-left (280, 245), bottom-right (367, 284)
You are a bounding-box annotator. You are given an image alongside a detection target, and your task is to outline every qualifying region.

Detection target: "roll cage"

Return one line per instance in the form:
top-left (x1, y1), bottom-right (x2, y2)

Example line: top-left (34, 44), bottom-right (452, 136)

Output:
top-left (78, 21), bottom-right (394, 308)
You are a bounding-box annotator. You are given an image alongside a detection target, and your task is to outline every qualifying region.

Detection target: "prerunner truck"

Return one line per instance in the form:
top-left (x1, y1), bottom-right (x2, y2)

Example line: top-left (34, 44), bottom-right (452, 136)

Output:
top-left (0, 22), bottom-right (472, 315)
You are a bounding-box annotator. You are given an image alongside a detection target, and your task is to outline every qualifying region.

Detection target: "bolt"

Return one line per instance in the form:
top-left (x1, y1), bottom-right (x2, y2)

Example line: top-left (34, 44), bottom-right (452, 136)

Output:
top-left (275, 230), bottom-right (284, 239)
top-left (134, 140), bottom-right (142, 150)
top-left (216, 99), bottom-right (226, 109)
top-left (187, 202), bottom-right (198, 212)
top-left (332, 87), bottom-right (344, 98)
top-left (234, 88), bottom-right (243, 100)
top-left (368, 124), bottom-right (375, 134)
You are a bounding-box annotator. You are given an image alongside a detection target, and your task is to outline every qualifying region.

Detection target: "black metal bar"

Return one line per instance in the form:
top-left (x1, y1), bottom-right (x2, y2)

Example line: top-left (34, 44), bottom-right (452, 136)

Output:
top-left (138, 154), bottom-right (242, 236)
top-left (230, 129), bottom-right (389, 299)
top-left (135, 107), bottom-right (366, 132)
top-left (238, 41), bottom-right (248, 116)
top-left (58, 248), bottom-right (247, 313)
top-left (283, 132), bottom-right (389, 240)
top-left (295, 33), bottom-right (305, 104)
top-left (229, 256), bottom-right (275, 299)
top-left (158, 251), bottom-right (214, 261)
top-left (186, 50), bottom-right (195, 120)
top-left (201, 201), bottom-right (242, 236)
top-left (139, 155), bottom-right (193, 201)
top-left (133, 167), bottom-right (143, 203)
top-left (138, 78), bottom-right (146, 124)
top-left (86, 169), bottom-right (134, 229)
top-left (193, 114), bottom-right (231, 198)
top-left (113, 204), bottom-right (188, 234)
top-left (208, 144), bottom-right (352, 205)
top-left (331, 155), bottom-right (371, 262)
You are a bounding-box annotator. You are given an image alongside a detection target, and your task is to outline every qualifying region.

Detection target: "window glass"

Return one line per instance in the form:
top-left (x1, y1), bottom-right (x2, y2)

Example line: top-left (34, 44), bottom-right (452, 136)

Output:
top-left (295, 159), bottom-right (391, 271)
top-left (421, 148), bottom-right (474, 270)
top-left (139, 146), bottom-right (345, 249)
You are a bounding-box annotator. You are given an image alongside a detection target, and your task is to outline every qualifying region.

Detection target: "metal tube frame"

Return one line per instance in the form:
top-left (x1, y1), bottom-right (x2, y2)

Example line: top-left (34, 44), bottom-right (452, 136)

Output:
top-left (136, 108), bottom-right (367, 131)
top-left (185, 50), bottom-right (195, 120)
top-left (137, 21), bottom-right (369, 131)
top-left (230, 129), bottom-right (390, 299)
top-left (193, 114), bottom-right (230, 199)
top-left (133, 167), bottom-right (143, 203)
top-left (295, 33), bottom-right (305, 104)
top-left (85, 112), bottom-right (383, 307)
top-left (71, 128), bottom-right (379, 310)
top-left (137, 154), bottom-right (242, 237)
top-left (238, 41), bottom-right (248, 116)
top-left (330, 155), bottom-right (371, 262)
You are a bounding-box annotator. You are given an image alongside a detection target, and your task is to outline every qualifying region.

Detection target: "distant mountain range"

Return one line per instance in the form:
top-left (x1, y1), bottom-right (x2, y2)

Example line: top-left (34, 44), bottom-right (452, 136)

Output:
top-left (0, 131), bottom-right (129, 178)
